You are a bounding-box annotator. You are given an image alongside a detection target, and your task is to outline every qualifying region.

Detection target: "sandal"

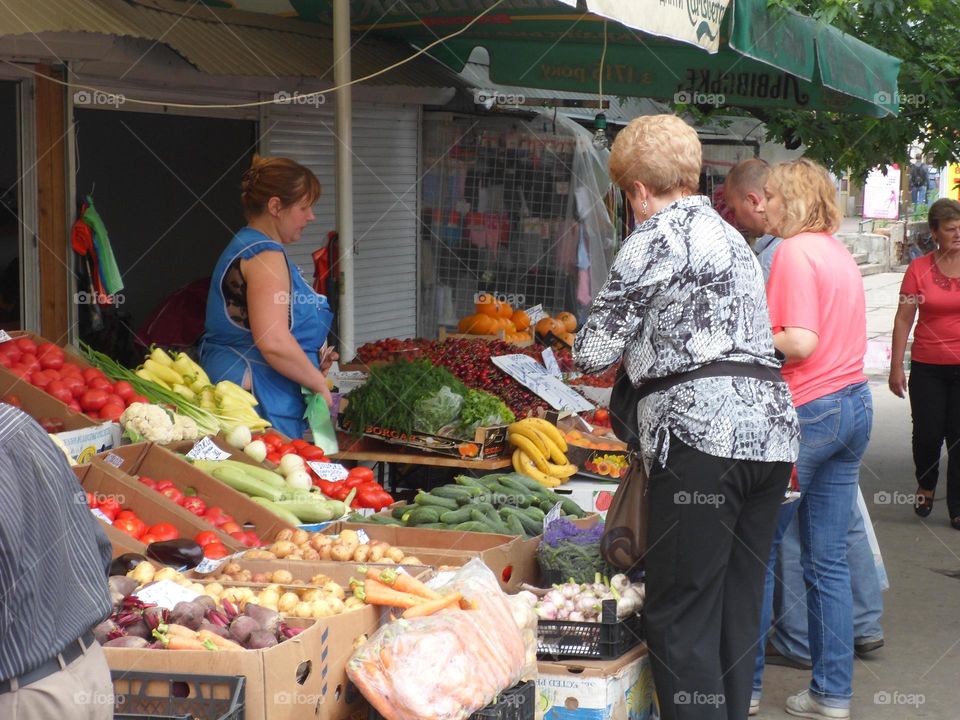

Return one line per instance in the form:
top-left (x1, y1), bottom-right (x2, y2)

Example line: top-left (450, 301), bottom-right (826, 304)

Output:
top-left (915, 488), bottom-right (934, 518)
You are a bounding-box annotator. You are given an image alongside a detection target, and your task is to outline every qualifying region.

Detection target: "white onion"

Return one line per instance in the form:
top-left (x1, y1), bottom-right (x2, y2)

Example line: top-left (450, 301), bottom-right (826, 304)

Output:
top-left (568, 611), bottom-right (585, 622)
top-left (515, 590), bottom-right (538, 608)
top-left (610, 574), bottom-right (631, 593)
top-left (536, 602), bottom-right (558, 620)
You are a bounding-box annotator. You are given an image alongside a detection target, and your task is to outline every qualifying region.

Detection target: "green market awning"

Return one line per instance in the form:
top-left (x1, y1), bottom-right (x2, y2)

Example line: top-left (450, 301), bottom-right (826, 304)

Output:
top-left (208, 0), bottom-right (901, 117)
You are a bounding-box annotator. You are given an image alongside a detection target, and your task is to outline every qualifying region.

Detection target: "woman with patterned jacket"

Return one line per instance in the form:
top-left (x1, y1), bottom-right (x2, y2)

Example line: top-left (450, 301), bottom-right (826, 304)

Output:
top-left (574, 114), bottom-right (799, 720)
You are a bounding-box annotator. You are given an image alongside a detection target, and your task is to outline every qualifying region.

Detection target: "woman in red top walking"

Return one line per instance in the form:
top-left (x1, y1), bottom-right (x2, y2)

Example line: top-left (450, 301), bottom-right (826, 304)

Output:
top-left (889, 198), bottom-right (960, 527)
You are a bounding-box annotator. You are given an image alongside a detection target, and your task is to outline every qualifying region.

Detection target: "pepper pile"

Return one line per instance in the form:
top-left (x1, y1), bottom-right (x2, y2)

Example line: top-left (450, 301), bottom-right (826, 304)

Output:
top-left (314, 466), bottom-right (394, 512)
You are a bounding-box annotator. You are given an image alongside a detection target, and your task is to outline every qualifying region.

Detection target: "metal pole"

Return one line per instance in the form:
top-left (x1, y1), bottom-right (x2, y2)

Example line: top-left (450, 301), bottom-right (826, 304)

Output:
top-left (333, 0), bottom-right (355, 360)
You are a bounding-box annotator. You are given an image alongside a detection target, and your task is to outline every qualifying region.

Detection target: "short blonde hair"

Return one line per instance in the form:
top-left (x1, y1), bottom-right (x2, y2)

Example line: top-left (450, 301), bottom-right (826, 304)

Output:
top-left (609, 115), bottom-right (701, 196)
top-left (766, 158), bottom-right (841, 237)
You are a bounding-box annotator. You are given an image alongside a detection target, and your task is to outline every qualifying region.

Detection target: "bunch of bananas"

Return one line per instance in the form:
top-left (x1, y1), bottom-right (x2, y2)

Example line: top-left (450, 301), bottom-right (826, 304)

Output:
top-left (508, 418), bottom-right (578, 487)
top-left (135, 348), bottom-right (269, 431)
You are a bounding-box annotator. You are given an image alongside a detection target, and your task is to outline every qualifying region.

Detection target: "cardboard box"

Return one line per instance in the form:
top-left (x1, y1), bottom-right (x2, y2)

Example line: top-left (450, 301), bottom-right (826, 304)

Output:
top-left (73, 463), bottom-right (149, 557)
top-left (537, 644), bottom-right (658, 720)
top-left (105, 604), bottom-right (380, 720)
top-left (76, 460), bottom-right (238, 549)
top-left (337, 398), bottom-right (509, 460)
top-left (97, 442), bottom-right (296, 543)
top-left (0, 366), bottom-right (120, 461)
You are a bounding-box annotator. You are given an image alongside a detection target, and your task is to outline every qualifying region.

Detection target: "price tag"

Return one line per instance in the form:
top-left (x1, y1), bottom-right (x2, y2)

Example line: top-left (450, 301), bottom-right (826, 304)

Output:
top-left (491, 354), bottom-right (593, 413)
top-left (525, 304), bottom-right (547, 324)
top-left (543, 502), bottom-right (563, 531)
top-left (103, 452), bottom-right (124, 468)
top-left (193, 555), bottom-right (232, 574)
top-left (186, 437), bottom-right (231, 461)
top-left (91, 508), bottom-right (113, 525)
top-left (542, 348), bottom-right (562, 379)
top-left (355, 529), bottom-right (370, 545)
top-left (307, 461), bottom-right (349, 481)
top-left (134, 579), bottom-right (200, 610)
top-left (0, 330), bottom-right (11, 343)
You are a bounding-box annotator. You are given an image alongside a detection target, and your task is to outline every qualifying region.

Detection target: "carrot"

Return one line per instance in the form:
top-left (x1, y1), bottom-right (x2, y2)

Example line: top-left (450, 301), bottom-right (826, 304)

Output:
top-left (198, 629), bottom-right (244, 651)
top-left (162, 623), bottom-right (200, 639)
top-left (162, 635), bottom-right (217, 651)
top-left (349, 667), bottom-right (395, 720)
top-left (401, 592), bottom-right (463, 618)
top-left (360, 579), bottom-right (426, 608)
top-left (367, 567), bottom-right (441, 600)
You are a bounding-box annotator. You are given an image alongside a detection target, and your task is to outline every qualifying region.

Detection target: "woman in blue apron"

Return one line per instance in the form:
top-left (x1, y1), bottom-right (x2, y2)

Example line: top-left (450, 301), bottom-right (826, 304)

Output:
top-left (201, 156), bottom-right (334, 438)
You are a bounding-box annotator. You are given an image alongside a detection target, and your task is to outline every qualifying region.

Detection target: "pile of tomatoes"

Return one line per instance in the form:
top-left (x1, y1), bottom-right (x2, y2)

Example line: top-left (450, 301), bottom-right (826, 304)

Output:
top-left (314, 466), bottom-right (394, 511)
top-left (0, 337), bottom-right (147, 422)
top-left (136, 475), bottom-right (262, 550)
top-left (87, 492), bottom-right (180, 545)
top-left (255, 431), bottom-right (328, 465)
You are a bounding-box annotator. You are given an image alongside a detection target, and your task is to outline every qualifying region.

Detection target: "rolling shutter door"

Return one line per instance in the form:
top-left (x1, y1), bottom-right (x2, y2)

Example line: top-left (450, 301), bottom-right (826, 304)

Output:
top-left (262, 101), bottom-right (419, 347)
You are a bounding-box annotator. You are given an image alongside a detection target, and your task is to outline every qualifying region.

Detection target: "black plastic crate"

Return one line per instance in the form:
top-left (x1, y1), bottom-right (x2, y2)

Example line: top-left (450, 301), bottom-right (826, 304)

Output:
top-left (537, 598), bottom-right (643, 660)
top-left (369, 680), bottom-right (534, 720)
top-left (111, 671), bottom-right (245, 720)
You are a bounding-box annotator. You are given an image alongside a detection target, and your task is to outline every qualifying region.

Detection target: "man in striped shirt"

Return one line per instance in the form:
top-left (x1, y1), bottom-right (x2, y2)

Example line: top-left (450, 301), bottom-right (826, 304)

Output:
top-left (0, 403), bottom-right (113, 719)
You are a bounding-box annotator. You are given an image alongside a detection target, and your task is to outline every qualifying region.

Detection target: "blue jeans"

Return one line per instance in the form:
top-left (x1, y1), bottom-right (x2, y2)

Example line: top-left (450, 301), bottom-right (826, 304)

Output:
top-left (753, 382), bottom-right (873, 708)
top-left (772, 498), bottom-right (884, 662)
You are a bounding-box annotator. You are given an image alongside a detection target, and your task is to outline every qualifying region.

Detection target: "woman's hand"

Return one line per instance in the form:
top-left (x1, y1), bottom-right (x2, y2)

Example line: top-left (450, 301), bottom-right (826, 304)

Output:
top-left (319, 347), bottom-right (339, 372)
top-left (888, 365), bottom-right (908, 398)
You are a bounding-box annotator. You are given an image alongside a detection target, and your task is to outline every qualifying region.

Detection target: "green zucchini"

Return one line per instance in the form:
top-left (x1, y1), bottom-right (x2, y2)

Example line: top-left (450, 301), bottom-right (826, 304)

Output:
top-left (210, 466), bottom-right (283, 502)
top-left (248, 496), bottom-right (303, 526)
top-left (274, 499), bottom-right (338, 523)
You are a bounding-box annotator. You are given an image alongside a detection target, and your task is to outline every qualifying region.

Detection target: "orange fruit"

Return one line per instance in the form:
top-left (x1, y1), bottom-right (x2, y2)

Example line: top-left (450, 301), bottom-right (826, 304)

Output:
top-left (498, 301), bottom-right (513, 318)
top-left (511, 309), bottom-right (530, 330)
top-left (475, 292), bottom-right (501, 317)
top-left (558, 331), bottom-right (575, 346)
top-left (557, 311), bottom-right (577, 332)
top-left (535, 317), bottom-right (555, 337)
top-left (504, 319), bottom-right (517, 333)
top-left (476, 315), bottom-right (498, 335)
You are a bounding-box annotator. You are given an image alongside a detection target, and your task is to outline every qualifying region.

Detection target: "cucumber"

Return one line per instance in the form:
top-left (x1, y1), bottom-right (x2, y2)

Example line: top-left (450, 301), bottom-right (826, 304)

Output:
top-left (522, 505), bottom-right (546, 521)
top-left (502, 472), bottom-right (548, 493)
top-left (503, 506), bottom-right (544, 536)
top-left (368, 514), bottom-right (403, 526)
top-left (439, 507), bottom-right (474, 525)
top-left (414, 492), bottom-right (458, 511)
top-left (453, 476), bottom-right (487, 489)
top-left (471, 507), bottom-right (509, 534)
top-left (416, 522), bottom-right (448, 529)
top-left (558, 498), bottom-right (586, 518)
top-left (403, 506), bottom-right (442, 526)
top-left (210, 466), bottom-right (284, 502)
top-left (453, 521), bottom-right (496, 533)
top-left (431, 485), bottom-right (481, 501)
top-left (504, 513), bottom-right (527, 537)
top-left (249, 496), bottom-right (303, 526)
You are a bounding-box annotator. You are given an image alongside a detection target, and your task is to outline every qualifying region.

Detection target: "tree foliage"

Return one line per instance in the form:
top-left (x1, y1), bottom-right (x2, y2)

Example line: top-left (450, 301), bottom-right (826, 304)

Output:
top-left (754, 0), bottom-right (960, 179)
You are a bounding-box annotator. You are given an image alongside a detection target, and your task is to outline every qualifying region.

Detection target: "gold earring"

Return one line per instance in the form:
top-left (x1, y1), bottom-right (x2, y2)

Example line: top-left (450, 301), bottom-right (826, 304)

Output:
top-left (641, 200), bottom-right (648, 218)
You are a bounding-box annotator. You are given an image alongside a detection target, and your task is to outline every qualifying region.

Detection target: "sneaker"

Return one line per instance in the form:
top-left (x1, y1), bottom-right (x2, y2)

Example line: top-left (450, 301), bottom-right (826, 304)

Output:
top-left (785, 689), bottom-right (850, 719)
top-left (854, 637), bottom-right (884, 656)
top-left (749, 698), bottom-right (760, 716)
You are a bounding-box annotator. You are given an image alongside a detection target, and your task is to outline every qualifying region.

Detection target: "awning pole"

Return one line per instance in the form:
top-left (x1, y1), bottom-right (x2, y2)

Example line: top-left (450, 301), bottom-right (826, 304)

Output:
top-left (333, 0), bottom-right (355, 360)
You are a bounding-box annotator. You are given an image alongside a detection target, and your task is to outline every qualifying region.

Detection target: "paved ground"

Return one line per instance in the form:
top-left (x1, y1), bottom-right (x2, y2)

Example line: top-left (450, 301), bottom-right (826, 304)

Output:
top-left (754, 271), bottom-right (960, 719)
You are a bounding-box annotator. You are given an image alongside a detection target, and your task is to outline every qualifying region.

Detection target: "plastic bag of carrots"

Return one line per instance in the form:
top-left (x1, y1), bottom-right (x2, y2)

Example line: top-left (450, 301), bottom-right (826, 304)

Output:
top-left (346, 559), bottom-right (531, 720)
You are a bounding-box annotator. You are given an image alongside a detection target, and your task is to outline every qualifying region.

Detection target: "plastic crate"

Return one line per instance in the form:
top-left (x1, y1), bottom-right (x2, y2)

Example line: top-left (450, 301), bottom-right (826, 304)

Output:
top-left (536, 599), bottom-right (643, 660)
top-left (369, 681), bottom-right (534, 720)
top-left (111, 671), bottom-right (245, 720)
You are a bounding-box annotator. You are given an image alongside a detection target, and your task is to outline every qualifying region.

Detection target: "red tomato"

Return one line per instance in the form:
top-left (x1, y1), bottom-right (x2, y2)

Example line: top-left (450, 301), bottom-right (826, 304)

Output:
top-left (82, 368), bottom-right (104, 384)
top-left (291, 439), bottom-right (308, 449)
top-left (60, 362), bottom-right (83, 377)
top-left (116, 509), bottom-right (138, 520)
top-left (99, 404), bottom-right (124, 422)
top-left (67, 401), bottom-right (82, 413)
top-left (243, 531), bottom-right (262, 547)
top-left (298, 446), bottom-right (326, 461)
top-left (138, 476), bottom-right (157, 489)
top-left (129, 394), bottom-right (149, 405)
top-left (30, 370), bottom-right (54, 388)
top-left (203, 506), bottom-right (228, 526)
top-left (276, 443), bottom-right (296, 457)
top-left (154, 479), bottom-right (175, 491)
top-left (194, 530), bottom-right (220, 547)
top-left (203, 542), bottom-right (229, 559)
top-left (46, 381), bottom-right (73, 404)
top-left (220, 521), bottom-right (242, 535)
top-left (0, 355), bottom-right (10, 368)
top-left (262, 432), bottom-right (284, 449)
top-left (347, 467), bottom-right (375, 484)
top-left (85, 491), bottom-right (96, 508)
top-left (19, 354), bottom-right (38, 370)
top-left (139, 533), bottom-right (160, 545)
top-left (147, 523), bottom-right (179, 542)
top-left (7, 366), bottom-right (29, 380)
top-left (159, 486), bottom-right (185, 505)
top-left (182, 496), bottom-right (207, 516)
top-left (14, 337), bottom-right (36, 355)
top-left (266, 452), bottom-right (281, 465)
top-left (63, 376), bottom-right (85, 397)
top-left (88, 377), bottom-right (113, 391)
top-left (96, 497), bottom-right (120, 521)
top-left (79, 389), bottom-right (109, 412)
top-left (2, 394), bottom-right (22, 408)
top-left (104, 393), bottom-right (124, 407)
top-left (37, 346), bottom-right (64, 371)
top-left (113, 517), bottom-right (143, 538)
top-left (0, 342), bottom-right (21, 362)
top-left (113, 381), bottom-right (135, 400)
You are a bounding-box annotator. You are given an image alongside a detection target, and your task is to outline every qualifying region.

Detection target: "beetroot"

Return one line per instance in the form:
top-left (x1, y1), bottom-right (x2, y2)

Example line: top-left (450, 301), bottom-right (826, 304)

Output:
top-left (198, 620), bottom-right (230, 639)
top-left (192, 595), bottom-right (216, 614)
top-left (228, 615), bottom-right (261, 646)
top-left (243, 603), bottom-right (280, 635)
top-left (124, 619), bottom-right (151, 640)
top-left (170, 601), bottom-right (204, 630)
top-left (103, 635), bottom-right (150, 648)
top-left (108, 575), bottom-right (139, 598)
top-left (246, 630), bottom-right (278, 649)
top-left (93, 619), bottom-right (120, 645)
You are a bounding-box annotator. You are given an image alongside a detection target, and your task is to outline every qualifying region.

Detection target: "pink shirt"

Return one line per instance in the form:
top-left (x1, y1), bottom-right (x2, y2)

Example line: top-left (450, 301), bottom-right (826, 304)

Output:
top-left (899, 254), bottom-right (960, 364)
top-left (766, 232), bottom-right (867, 407)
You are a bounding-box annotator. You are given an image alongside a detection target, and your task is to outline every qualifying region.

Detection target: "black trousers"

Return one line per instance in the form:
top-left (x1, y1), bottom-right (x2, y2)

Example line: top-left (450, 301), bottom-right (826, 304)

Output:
top-left (909, 361), bottom-right (960, 518)
top-left (643, 436), bottom-right (791, 720)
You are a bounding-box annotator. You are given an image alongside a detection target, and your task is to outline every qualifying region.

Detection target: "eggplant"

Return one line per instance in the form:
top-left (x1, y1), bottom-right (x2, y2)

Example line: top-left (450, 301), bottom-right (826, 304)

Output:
top-left (145, 539), bottom-right (205, 570)
top-left (110, 554), bottom-right (148, 577)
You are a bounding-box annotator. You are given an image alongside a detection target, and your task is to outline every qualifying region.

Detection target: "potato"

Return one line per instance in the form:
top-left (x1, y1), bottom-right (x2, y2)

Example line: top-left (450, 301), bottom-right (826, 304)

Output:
top-left (251, 572), bottom-right (270, 584)
top-left (244, 549), bottom-right (275, 560)
top-left (223, 562), bottom-right (243, 576)
top-left (385, 547), bottom-right (405, 563)
top-left (270, 541), bottom-right (297, 559)
top-left (274, 528), bottom-right (294, 542)
top-left (153, 567), bottom-right (180, 583)
top-left (221, 588), bottom-right (246, 605)
top-left (322, 581), bottom-right (346, 600)
top-left (261, 601), bottom-right (279, 612)
top-left (264, 583), bottom-right (283, 594)
top-left (301, 588), bottom-right (320, 603)
top-left (301, 548), bottom-right (320, 561)
top-left (319, 545), bottom-right (332, 561)
top-left (189, 583), bottom-right (205, 595)
top-left (311, 599), bottom-right (333, 618)
top-left (326, 596), bottom-right (345, 614)
top-left (378, 558), bottom-right (395, 565)
top-left (205, 582), bottom-right (224, 597)
top-left (344, 596), bottom-right (364, 610)
top-left (288, 552), bottom-right (304, 560)
top-left (330, 544), bottom-right (353, 562)
top-left (309, 535), bottom-right (333, 552)
top-left (352, 545), bottom-right (370, 563)
top-left (259, 590), bottom-right (281, 607)
top-left (291, 529), bottom-right (310, 547)
top-left (368, 544), bottom-right (386, 562)
top-left (271, 569), bottom-right (294, 585)
top-left (237, 570), bottom-right (253, 583)
top-left (310, 574), bottom-right (333, 586)
top-left (278, 592), bottom-right (300, 613)
top-left (294, 601), bottom-right (314, 618)
top-left (339, 529), bottom-right (359, 545)
top-left (399, 556), bottom-right (423, 566)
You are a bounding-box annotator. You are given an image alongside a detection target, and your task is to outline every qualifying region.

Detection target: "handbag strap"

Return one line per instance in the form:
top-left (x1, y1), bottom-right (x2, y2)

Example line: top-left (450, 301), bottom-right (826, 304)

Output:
top-left (635, 361), bottom-right (783, 402)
